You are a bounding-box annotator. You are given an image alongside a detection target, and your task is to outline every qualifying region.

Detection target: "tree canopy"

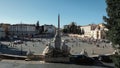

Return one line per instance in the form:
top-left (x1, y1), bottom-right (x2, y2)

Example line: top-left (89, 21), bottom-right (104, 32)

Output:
top-left (103, 0), bottom-right (120, 68)
top-left (63, 22), bottom-right (83, 35)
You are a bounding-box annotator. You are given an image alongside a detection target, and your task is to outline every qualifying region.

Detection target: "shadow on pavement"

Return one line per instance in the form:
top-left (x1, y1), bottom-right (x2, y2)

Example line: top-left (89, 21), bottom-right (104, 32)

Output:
top-left (0, 44), bottom-right (27, 56)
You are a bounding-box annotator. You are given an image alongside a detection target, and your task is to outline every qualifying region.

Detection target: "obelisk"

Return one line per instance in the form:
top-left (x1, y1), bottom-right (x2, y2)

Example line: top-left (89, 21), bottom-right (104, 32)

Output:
top-left (54, 14), bottom-right (61, 50)
top-left (58, 14), bottom-right (60, 35)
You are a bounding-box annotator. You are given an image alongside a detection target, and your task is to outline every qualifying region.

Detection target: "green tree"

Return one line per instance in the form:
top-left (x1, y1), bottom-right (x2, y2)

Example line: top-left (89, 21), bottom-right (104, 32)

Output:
top-left (36, 21), bottom-right (40, 34)
top-left (63, 22), bottom-right (82, 34)
top-left (36, 21), bottom-right (39, 30)
top-left (76, 28), bottom-right (81, 34)
top-left (2, 24), bottom-right (9, 37)
top-left (103, 0), bottom-right (120, 68)
top-left (81, 29), bottom-right (85, 35)
top-left (69, 22), bottom-right (77, 34)
top-left (79, 28), bottom-right (82, 35)
top-left (62, 29), bottom-right (68, 33)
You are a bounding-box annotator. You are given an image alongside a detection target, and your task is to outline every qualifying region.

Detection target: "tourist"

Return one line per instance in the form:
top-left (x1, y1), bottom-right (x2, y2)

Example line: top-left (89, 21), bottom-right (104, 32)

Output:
top-left (72, 45), bottom-right (73, 47)
top-left (33, 44), bottom-right (34, 47)
top-left (91, 50), bottom-right (95, 55)
top-left (96, 44), bottom-right (99, 47)
top-left (103, 46), bottom-right (104, 48)
top-left (105, 44), bottom-right (107, 47)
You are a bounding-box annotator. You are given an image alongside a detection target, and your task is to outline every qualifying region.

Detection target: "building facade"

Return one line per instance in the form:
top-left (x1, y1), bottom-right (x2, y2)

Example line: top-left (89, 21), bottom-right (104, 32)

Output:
top-left (80, 24), bottom-right (97, 37)
top-left (9, 24), bottom-right (36, 36)
top-left (80, 23), bottom-right (107, 39)
top-left (43, 24), bottom-right (56, 34)
top-left (92, 23), bottom-right (107, 39)
top-left (0, 28), bottom-right (5, 38)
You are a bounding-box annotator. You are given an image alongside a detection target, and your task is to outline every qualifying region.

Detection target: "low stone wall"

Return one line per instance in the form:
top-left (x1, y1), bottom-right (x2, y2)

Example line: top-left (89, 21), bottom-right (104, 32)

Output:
top-left (68, 34), bottom-right (83, 38)
top-left (27, 55), bottom-right (44, 60)
top-left (0, 54), bottom-right (45, 61)
top-left (44, 57), bottom-right (69, 63)
top-left (0, 54), bottom-right (27, 60)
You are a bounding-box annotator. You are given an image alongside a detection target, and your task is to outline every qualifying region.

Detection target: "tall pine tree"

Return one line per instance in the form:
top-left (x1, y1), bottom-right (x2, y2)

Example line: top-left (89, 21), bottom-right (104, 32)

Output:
top-left (103, 0), bottom-right (120, 68)
top-left (36, 21), bottom-right (40, 34)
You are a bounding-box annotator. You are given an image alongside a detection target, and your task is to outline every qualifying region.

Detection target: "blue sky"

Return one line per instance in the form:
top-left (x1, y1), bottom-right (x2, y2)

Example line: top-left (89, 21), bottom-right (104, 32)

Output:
top-left (0, 0), bottom-right (107, 27)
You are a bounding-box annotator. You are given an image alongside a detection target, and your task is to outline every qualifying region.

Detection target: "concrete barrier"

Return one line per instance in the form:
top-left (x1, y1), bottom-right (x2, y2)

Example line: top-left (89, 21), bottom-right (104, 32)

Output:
top-left (0, 54), bottom-right (27, 60)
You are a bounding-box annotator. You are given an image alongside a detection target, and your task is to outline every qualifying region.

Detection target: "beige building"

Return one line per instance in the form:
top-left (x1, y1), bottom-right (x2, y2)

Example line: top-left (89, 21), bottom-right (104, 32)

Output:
top-left (93, 23), bottom-right (107, 39)
top-left (80, 24), bottom-right (97, 38)
top-left (80, 23), bottom-right (107, 39)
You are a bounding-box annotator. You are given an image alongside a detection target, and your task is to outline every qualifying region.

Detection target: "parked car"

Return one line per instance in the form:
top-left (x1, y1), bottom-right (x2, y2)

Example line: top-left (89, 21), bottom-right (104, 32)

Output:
top-left (14, 40), bottom-right (23, 44)
top-left (98, 55), bottom-right (113, 63)
top-left (70, 55), bottom-right (95, 65)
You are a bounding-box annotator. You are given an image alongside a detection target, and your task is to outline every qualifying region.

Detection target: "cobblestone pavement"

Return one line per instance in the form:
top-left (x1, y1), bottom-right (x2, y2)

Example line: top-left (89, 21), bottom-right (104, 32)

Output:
top-left (0, 36), bottom-right (114, 56)
top-left (0, 60), bottom-right (114, 68)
